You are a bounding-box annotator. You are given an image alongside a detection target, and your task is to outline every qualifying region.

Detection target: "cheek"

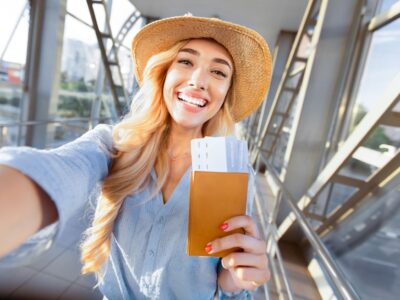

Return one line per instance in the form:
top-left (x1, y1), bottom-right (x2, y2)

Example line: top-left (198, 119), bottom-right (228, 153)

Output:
top-left (164, 68), bottom-right (184, 90)
top-left (215, 82), bottom-right (231, 103)
top-left (163, 71), bottom-right (174, 97)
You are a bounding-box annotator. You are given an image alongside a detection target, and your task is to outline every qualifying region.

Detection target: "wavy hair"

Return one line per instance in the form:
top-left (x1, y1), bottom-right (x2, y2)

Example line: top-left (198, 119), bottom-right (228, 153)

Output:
top-left (80, 38), bottom-right (235, 280)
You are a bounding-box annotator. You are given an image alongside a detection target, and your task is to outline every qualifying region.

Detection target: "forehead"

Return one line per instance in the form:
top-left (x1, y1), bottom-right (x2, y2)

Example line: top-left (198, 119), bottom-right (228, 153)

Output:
top-left (180, 39), bottom-right (233, 64)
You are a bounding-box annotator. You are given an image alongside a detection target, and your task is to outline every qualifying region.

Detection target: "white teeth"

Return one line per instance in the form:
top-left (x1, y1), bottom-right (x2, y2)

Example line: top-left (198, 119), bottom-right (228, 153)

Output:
top-left (178, 93), bottom-right (207, 107)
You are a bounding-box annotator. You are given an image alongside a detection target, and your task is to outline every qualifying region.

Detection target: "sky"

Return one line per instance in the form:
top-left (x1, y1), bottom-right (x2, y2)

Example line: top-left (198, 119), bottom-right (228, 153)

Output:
top-left (0, 0), bottom-right (29, 64)
top-left (355, 16), bottom-right (400, 112)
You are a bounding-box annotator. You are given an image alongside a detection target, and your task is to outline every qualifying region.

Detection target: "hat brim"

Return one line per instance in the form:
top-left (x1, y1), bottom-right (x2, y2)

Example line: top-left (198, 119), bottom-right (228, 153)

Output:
top-left (131, 16), bottom-right (272, 122)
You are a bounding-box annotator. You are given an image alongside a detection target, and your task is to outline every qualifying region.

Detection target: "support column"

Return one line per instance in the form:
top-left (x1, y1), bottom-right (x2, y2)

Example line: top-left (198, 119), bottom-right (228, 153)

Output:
top-left (24, 0), bottom-right (66, 148)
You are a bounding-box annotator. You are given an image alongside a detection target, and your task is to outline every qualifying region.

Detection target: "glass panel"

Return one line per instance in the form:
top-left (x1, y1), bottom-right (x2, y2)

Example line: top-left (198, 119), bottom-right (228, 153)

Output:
top-left (109, 0), bottom-right (137, 38)
top-left (348, 18), bottom-right (400, 135)
top-left (325, 182), bottom-right (358, 216)
top-left (379, 0), bottom-right (400, 13)
top-left (66, 0), bottom-right (93, 26)
top-left (326, 181), bottom-right (400, 299)
top-left (52, 9), bottom-right (105, 148)
top-left (0, 0), bottom-right (29, 146)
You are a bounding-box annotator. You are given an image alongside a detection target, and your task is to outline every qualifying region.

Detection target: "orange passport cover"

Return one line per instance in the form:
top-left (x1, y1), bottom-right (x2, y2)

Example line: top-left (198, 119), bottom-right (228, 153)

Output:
top-left (187, 171), bottom-right (249, 257)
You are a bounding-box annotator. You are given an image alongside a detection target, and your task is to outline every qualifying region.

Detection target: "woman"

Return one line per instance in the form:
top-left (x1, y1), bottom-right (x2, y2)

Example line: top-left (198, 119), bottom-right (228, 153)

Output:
top-left (0, 16), bottom-right (272, 299)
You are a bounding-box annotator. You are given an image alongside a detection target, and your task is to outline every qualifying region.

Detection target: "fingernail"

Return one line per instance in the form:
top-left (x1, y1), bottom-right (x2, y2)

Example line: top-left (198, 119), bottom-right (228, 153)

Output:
top-left (220, 223), bottom-right (229, 231)
top-left (205, 243), bottom-right (213, 253)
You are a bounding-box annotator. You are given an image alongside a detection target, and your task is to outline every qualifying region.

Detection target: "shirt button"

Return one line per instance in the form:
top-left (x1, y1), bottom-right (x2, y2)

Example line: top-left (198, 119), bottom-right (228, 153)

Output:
top-left (149, 250), bottom-right (154, 257)
top-left (158, 216), bottom-right (164, 224)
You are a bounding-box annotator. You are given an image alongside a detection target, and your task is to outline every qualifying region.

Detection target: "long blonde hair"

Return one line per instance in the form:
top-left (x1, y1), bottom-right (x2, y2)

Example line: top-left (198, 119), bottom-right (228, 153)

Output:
top-left (80, 38), bottom-right (236, 279)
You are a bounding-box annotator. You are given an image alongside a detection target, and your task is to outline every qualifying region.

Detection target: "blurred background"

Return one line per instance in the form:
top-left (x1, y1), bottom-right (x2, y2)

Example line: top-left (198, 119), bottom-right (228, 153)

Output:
top-left (0, 0), bottom-right (399, 299)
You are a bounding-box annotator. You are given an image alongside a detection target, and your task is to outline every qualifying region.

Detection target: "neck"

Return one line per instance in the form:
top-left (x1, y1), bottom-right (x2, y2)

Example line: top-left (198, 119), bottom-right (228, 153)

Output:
top-left (167, 123), bottom-right (203, 156)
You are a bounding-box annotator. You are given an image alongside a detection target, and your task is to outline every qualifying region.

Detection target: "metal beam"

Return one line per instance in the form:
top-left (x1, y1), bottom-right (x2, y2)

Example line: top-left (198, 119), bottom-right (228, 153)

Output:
top-left (278, 73), bottom-right (400, 238)
top-left (265, 160), bottom-right (360, 300)
top-left (368, 1), bottom-right (400, 32)
top-left (316, 150), bottom-right (400, 235)
top-left (332, 174), bottom-right (365, 188)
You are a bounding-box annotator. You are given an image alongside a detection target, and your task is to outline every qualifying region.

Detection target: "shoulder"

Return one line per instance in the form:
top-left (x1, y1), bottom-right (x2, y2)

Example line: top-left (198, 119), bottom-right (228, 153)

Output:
top-left (59, 124), bottom-right (115, 154)
top-left (83, 124), bottom-right (113, 145)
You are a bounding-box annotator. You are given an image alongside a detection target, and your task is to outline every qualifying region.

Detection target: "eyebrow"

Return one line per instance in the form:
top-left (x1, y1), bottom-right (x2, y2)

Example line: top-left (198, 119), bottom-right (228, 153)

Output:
top-left (178, 48), bottom-right (232, 69)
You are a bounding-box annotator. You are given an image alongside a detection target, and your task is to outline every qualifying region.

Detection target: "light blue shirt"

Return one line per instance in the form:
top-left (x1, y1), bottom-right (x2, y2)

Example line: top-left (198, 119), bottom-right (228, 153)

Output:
top-left (0, 125), bottom-right (255, 299)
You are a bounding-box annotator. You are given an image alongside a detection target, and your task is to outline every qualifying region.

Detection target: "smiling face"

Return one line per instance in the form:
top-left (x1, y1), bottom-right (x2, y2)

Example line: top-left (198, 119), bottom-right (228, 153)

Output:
top-left (162, 39), bottom-right (233, 134)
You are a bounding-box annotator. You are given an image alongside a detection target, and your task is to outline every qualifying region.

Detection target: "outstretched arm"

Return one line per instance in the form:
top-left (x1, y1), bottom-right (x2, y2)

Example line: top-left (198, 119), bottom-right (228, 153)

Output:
top-left (0, 165), bottom-right (58, 256)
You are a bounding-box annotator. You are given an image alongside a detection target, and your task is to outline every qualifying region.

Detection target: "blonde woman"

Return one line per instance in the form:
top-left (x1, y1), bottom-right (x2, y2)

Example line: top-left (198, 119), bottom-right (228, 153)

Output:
top-left (0, 16), bottom-right (272, 299)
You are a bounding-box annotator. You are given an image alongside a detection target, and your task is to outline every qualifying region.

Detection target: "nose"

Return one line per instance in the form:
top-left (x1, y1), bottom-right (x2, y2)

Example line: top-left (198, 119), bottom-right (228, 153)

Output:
top-left (188, 67), bottom-right (208, 90)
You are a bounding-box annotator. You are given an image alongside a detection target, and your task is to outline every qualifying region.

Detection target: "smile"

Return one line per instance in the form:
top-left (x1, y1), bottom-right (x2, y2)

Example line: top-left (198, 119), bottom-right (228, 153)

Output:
top-left (177, 93), bottom-right (208, 108)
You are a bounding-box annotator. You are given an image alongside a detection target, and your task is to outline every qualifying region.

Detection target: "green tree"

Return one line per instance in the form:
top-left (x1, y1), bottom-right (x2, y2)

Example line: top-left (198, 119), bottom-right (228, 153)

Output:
top-left (364, 126), bottom-right (391, 151)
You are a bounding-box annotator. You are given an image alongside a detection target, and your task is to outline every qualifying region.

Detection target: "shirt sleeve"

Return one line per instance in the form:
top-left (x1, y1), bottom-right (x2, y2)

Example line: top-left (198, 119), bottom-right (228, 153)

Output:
top-left (217, 288), bottom-right (252, 299)
top-left (0, 124), bottom-right (113, 267)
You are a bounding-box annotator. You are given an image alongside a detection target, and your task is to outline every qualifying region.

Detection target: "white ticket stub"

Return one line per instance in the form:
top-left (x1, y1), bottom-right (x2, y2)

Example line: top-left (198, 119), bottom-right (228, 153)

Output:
top-left (191, 136), bottom-right (249, 172)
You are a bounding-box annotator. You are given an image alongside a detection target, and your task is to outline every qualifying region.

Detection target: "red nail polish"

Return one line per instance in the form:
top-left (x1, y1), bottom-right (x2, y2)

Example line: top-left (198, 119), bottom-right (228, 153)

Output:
top-left (220, 223), bottom-right (229, 231)
top-left (205, 243), bottom-right (213, 253)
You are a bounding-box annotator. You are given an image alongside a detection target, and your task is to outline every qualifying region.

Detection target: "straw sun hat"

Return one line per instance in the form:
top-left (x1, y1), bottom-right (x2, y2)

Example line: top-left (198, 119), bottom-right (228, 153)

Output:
top-left (131, 15), bottom-right (272, 122)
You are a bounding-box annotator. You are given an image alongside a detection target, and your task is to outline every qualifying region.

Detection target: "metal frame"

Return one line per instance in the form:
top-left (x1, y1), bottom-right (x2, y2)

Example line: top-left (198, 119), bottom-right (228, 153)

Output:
top-left (278, 74), bottom-right (400, 238)
top-left (0, 117), bottom-right (112, 147)
top-left (251, 0), bottom-right (330, 181)
top-left (338, 0), bottom-right (398, 147)
top-left (115, 10), bottom-right (142, 50)
top-left (247, 31), bottom-right (287, 156)
top-left (368, 1), bottom-right (400, 31)
top-left (0, 3), bottom-right (28, 61)
top-left (254, 183), bottom-right (294, 300)
top-left (65, 5), bottom-right (143, 127)
top-left (308, 0), bottom-right (400, 223)
top-left (86, 0), bottom-right (130, 116)
top-left (257, 159), bottom-right (360, 300)
top-left (315, 0), bottom-right (367, 172)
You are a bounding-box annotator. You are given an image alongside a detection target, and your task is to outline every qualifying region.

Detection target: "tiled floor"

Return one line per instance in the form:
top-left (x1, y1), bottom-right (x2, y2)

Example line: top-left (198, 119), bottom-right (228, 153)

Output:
top-left (0, 211), bottom-right (102, 300)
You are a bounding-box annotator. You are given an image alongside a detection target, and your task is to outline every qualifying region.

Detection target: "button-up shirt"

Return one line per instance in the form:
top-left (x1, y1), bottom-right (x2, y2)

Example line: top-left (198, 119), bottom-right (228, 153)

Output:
top-left (0, 125), bottom-right (255, 299)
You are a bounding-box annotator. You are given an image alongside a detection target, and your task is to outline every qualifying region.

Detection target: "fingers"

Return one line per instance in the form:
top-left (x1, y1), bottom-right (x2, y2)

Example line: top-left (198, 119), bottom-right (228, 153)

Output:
top-left (221, 252), bottom-right (268, 270)
top-left (220, 215), bottom-right (260, 238)
top-left (230, 267), bottom-right (271, 291)
top-left (213, 215), bottom-right (271, 290)
top-left (206, 233), bottom-right (265, 254)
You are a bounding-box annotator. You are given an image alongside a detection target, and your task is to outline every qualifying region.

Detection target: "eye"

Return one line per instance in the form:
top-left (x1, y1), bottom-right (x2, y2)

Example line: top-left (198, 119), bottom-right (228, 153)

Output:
top-left (177, 59), bottom-right (193, 66)
top-left (212, 70), bottom-right (227, 78)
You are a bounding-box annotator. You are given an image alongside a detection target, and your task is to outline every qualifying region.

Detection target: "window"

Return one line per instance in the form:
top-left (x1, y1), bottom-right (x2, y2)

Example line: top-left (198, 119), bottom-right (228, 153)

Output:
top-left (323, 1), bottom-right (400, 299)
top-left (51, 0), bottom-right (142, 147)
top-left (0, 0), bottom-right (30, 146)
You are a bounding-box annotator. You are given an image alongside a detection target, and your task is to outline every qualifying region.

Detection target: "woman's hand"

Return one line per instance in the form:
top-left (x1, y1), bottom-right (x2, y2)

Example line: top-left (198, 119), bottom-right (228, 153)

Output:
top-left (206, 215), bottom-right (270, 292)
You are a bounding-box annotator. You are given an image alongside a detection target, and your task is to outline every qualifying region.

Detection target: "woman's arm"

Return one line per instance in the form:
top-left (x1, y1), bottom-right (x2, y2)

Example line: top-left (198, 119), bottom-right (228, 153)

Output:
top-left (0, 165), bottom-right (58, 256)
top-left (0, 124), bottom-right (113, 260)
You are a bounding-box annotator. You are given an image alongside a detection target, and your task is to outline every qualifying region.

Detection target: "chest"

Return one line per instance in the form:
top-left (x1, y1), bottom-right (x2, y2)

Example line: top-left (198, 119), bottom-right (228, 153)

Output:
top-left (103, 171), bottom-right (219, 299)
top-left (162, 160), bottom-right (191, 203)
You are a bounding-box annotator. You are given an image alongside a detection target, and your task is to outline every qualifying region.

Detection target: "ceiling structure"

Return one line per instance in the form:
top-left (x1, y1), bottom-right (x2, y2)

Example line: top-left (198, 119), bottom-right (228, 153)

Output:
top-left (129, 0), bottom-right (308, 49)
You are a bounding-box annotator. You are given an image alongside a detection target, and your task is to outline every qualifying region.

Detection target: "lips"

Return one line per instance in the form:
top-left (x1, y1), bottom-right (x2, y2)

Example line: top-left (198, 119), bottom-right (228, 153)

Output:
top-left (177, 92), bottom-right (208, 108)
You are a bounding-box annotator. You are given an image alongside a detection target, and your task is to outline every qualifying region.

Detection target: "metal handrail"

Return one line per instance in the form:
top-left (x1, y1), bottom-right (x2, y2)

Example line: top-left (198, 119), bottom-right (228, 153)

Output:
top-left (0, 118), bottom-right (113, 147)
top-left (254, 187), bottom-right (294, 300)
top-left (270, 229), bottom-right (294, 300)
top-left (0, 117), bottom-right (113, 128)
top-left (261, 158), bottom-right (360, 300)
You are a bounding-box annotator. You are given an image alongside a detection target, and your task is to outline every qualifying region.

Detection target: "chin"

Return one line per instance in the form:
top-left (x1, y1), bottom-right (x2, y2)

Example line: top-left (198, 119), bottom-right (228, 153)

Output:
top-left (172, 117), bottom-right (205, 130)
